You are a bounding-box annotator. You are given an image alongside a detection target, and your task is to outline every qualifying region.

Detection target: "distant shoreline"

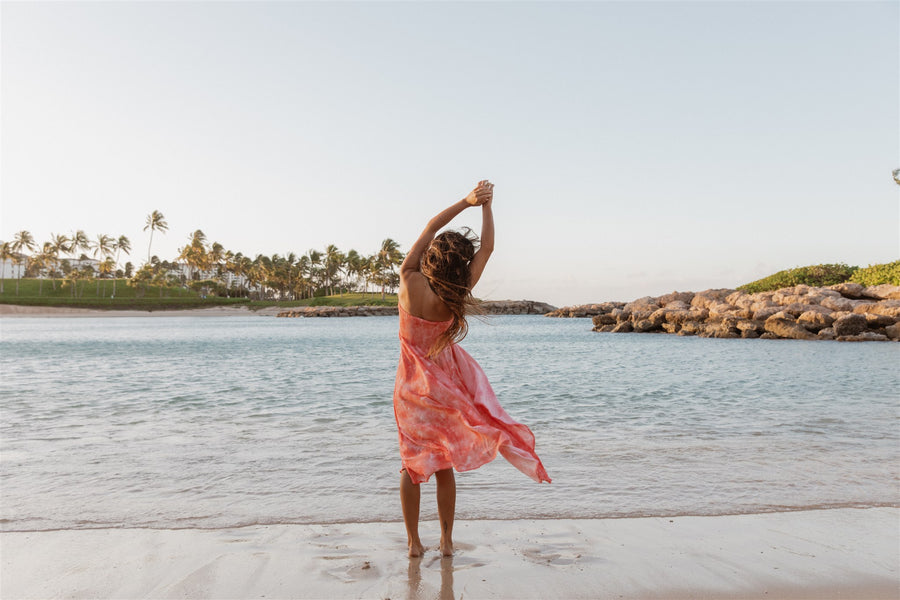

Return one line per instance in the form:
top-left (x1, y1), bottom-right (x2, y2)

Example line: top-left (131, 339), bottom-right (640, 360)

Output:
top-left (0, 299), bottom-right (557, 318)
top-left (0, 304), bottom-right (283, 318)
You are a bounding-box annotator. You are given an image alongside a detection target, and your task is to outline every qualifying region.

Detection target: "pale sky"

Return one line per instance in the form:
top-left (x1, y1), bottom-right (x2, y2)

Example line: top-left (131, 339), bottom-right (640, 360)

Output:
top-left (1, 1), bottom-right (898, 306)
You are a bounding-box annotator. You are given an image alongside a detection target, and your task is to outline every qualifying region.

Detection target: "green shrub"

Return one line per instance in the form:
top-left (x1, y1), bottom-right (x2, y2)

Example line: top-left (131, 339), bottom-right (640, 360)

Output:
top-left (737, 263), bottom-right (858, 293)
top-left (848, 261), bottom-right (900, 286)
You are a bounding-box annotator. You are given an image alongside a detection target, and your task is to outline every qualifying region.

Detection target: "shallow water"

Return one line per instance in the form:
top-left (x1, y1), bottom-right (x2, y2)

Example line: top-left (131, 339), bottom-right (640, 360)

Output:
top-left (1, 315), bottom-right (897, 531)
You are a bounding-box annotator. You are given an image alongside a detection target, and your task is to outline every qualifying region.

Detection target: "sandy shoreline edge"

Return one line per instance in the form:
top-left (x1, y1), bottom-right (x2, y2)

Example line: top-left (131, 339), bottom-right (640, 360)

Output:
top-left (0, 304), bottom-right (283, 318)
top-left (2, 508), bottom-right (896, 599)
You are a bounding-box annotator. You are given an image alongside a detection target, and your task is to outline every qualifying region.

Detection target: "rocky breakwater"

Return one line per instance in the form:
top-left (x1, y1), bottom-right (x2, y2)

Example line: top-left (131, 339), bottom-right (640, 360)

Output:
top-left (278, 306), bottom-right (399, 318)
top-left (276, 300), bottom-right (556, 318)
top-left (479, 300), bottom-right (557, 315)
top-left (550, 283), bottom-right (900, 342)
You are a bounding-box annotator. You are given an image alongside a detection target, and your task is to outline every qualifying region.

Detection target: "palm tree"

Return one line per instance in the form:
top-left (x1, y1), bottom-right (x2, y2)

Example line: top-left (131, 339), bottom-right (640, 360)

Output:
top-left (249, 254), bottom-right (272, 300)
top-left (177, 229), bottom-right (207, 281)
top-left (306, 249), bottom-right (323, 297)
top-left (48, 234), bottom-right (71, 291)
top-left (231, 253), bottom-right (252, 297)
top-left (69, 230), bottom-right (90, 261)
top-left (91, 234), bottom-right (115, 296)
top-left (143, 210), bottom-right (169, 264)
top-left (33, 243), bottom-right (54, 296)
top-left (284, 252), bottom-right (297, 300)
top-left (98, 258), bottom-right (115, 296)
top-left (324, 244), bottom-right (344, 296)
top-left (344, 249), bottom-right (362, 293)
top-left (208, 242), bottom-right (225, 282)
top-left (111, 235), bottom-right (131, 298)
top-left (64, 267), bottom-right (81, 298)
top-left (376, 238), bottom-right (404, 300)
top-left (296, 254), bottom-right (311, 298)
top-left (0, 241), bottom-right (12, 293)
top-left (364, 254), bottom-right (378, 295)
top-left (11, 230), bottom-right (37, 295)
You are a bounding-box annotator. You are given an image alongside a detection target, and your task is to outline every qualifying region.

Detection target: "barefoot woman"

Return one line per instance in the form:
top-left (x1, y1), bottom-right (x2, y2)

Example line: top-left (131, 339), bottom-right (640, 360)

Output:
top-left (393, 180), bottom-right (551, 557)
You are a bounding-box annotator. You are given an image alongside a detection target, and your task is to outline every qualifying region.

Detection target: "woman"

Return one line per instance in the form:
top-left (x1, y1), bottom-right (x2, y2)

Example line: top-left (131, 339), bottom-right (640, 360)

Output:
top-left (393, 180), bottom-right (551, 558)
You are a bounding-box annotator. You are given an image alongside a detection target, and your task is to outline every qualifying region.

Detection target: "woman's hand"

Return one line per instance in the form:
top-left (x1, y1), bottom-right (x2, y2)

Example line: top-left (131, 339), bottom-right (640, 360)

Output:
top-left (465, 180), bottom-right (494, 206)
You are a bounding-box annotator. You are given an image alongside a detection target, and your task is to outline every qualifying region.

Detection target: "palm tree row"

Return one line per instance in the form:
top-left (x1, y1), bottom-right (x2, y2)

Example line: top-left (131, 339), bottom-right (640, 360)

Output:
top-left (2, 210), bottom-right (405, 301)
top-left (160, 227), bottom-right (405, 301)
top-left (0, 229), bottom-right (132, 297)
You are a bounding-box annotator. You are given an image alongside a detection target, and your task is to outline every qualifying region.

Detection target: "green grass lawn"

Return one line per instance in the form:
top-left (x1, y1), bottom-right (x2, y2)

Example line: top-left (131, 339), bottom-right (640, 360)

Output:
top-left (0, 279), bottom-right (397, 310)
top-left (248, 293), bottom-right (397, 309)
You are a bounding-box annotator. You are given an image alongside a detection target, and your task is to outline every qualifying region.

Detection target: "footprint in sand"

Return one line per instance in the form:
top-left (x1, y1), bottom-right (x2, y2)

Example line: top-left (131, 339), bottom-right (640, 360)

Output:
top-left (520, 546), bottom-right (586, 566)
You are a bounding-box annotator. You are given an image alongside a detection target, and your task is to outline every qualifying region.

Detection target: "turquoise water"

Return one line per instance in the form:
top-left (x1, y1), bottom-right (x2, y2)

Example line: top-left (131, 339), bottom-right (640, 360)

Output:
top-left (1, 315), bottom-right (897, 531)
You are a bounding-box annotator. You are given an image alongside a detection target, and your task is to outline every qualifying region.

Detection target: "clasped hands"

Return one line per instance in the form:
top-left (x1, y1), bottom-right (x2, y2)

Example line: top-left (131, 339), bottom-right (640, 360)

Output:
top-left (465, 180), bottom-right (494, 206)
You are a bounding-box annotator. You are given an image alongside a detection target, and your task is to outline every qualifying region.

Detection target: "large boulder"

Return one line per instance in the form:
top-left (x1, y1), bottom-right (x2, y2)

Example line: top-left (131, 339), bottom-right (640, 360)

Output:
top-left (678, 321), bottom-right (703, 336)
top-left (623, 296), bottom-right (660, 312)
top-left (708, 302), bottom-right (739, 319)
top-left (611, 321), bottom-right (633, 333)
top-left (666, 308), bottom-right (708, 324)
top-left (657, 291), bottom-right (695, 307)
top-left (863, 285), bottom-right (900, 301)
top-left (691, 289), bottom-right (736, 309)
top-left (832, 313), bottom-right (867, 337)
top-left (592, 313), bottom-right (618, 326)
top-left (780, 302), bottom-right (816, 317)
top-left (831, 282), bottom-right (865, 298)
top-left (797, 311), bottom-right (834, 332)
top-left (661, 322), bottom-right (680, 334)
top-left (725, 291), bottom-right (753, 309)
top-left (664, 300), bottom-right (691, 311)
top-left (611, 307), bottom-right (631, 321)
top-left (701, 322), bottom-right (740, 338)
top-left (818, 327), bottom-right (836, 340)
top-left (752, 305), bottom-right (782, 321)
top-left (854, 300), bottom-right (900, 318)
top-left (736, 319), bottom-right (763, 334)
top-left (820, 296), bottom-right (865, 312)
top-left (764, 314), bottom-right (817, 340)
top-left (773, 291), bottom-right (805, 305)
top-left (885, 323), bottom-right (900, 340)
top-left (865, 313), bottom-right (897, 328)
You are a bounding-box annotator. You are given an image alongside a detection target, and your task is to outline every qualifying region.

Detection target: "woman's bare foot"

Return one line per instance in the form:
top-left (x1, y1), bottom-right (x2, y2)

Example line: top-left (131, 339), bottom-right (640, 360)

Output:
top-left (440, 537), bottom-right (453, 557)
top-left (408, 540), bottom-right (426, 557)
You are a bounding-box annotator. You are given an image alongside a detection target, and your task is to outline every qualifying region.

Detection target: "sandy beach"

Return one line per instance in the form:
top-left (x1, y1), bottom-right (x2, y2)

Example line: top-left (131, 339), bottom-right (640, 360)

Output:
top-left (2, 508), bottom-right (896, 599)
top-left (0, 304), bottom-right (283, 318)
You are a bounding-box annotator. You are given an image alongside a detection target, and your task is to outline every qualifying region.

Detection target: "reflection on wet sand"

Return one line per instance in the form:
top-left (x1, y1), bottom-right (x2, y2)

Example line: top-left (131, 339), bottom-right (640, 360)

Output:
top-left (407, 555), bottom-right (455, 600)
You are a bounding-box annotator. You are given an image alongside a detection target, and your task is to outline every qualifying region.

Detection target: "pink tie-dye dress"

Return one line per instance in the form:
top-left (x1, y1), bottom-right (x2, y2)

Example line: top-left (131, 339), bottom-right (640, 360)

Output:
top-left (393, 305), bottom-right (551, 485)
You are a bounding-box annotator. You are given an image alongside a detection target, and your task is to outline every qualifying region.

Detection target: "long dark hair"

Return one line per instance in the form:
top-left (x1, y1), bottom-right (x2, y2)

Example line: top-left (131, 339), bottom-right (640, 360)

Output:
top-left (420, 228), bottom-right (482, 357)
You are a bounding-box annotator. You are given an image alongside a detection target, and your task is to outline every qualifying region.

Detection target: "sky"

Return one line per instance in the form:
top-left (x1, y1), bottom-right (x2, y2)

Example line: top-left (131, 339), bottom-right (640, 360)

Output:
top-left (1, 1), bottom-right (897, 307)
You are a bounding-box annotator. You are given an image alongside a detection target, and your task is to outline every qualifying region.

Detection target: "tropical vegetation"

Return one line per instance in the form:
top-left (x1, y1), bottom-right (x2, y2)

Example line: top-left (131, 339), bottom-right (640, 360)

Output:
top-left (848, 261), bottom-right (900, 287)
top-left (737, 261), bottom-right (899, 293)
top-left (0, 211), bottom-right (407, 308)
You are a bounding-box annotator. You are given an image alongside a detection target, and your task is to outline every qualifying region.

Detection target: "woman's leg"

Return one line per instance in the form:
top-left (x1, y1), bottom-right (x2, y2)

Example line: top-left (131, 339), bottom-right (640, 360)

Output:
top-left (400, 469), bottom-right (425, 557)
top-left (435, 468), bottom-right (456, 556)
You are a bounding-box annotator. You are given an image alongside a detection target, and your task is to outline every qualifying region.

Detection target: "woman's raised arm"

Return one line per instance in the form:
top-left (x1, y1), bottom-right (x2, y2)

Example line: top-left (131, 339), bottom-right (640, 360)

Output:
top-left (400, 181), bottom-right (493, 276)
top-left (467, 191), bottom-right (494, 289)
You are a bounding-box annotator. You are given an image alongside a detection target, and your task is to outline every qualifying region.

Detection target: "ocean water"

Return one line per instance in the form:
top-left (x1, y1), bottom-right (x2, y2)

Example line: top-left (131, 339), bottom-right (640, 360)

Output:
top-left (1, 315), bottom-right (897, 532)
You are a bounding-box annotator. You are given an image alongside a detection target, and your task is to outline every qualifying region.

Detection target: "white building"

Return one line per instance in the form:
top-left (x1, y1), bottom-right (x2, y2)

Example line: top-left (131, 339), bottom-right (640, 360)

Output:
top-left (168, 262), bottom-right (252, 291)
top-left (0, 256), bottom-right (26, 279)
top-left (66, 257), bottom-right (101, 272)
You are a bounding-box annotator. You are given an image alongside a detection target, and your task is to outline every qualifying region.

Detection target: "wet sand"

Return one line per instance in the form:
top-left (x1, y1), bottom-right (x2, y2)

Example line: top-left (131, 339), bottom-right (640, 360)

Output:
top-left (2, 508), bottom-right (896, 599)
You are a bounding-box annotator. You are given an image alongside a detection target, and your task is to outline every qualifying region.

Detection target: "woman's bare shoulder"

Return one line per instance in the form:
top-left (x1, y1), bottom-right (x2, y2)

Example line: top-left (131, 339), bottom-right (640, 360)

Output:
top-left (401, 274), bottom-right (452, 321)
